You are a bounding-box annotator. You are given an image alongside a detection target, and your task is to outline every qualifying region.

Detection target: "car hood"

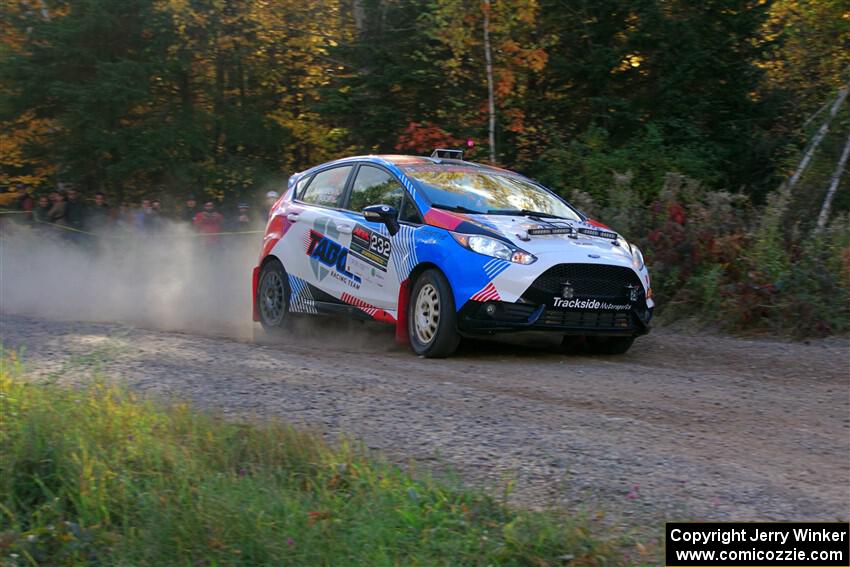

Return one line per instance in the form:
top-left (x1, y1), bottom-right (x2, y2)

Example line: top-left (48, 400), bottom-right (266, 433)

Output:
top-left (462, 213), bottom-right (637, 268)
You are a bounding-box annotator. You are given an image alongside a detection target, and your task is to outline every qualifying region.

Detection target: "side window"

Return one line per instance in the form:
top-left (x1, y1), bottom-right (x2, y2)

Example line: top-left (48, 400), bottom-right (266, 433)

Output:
top-left (399, 193), bottom-right (423, 224)
top-left (299, 166), bottom-right (352, 208)
top-left (294, 176), bottom-right (310, 199)
top-left (347, 165), bottom-right (404, 213)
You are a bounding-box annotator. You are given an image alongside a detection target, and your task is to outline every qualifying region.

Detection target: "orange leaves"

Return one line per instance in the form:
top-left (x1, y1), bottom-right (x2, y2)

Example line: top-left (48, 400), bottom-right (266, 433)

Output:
top-left (395, 122), bottom-right (464, 153)
top-left (0, 112), bottom-right (60, 187)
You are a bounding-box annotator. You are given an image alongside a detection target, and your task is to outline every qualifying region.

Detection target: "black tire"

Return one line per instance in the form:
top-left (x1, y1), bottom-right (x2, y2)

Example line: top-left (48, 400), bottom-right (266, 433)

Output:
top-left (408, 269), bottom-right (460, 358)
top-left (257, 259), bottom-right (289, 333)
top-left (585, 335), bottom-right (635, 355)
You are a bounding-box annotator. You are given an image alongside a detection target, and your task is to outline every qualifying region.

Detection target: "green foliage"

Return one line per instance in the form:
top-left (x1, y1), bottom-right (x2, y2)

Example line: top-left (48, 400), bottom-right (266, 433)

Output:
top-left (595, 172), bottom-right (850, 337)
top-left (0, 358), bottom-right (620, 566)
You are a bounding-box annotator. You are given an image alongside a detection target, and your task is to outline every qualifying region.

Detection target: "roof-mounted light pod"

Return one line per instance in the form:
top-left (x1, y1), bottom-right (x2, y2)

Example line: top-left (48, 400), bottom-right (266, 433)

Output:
top-left (431, 149), bottom-right (464, 160)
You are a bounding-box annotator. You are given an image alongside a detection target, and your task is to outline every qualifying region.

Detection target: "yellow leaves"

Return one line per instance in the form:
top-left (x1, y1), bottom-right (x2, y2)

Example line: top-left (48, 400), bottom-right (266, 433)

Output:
top-left (0, 111), bottom-right (60, 187)
top-left (615, 53), bottom-right (644, 73)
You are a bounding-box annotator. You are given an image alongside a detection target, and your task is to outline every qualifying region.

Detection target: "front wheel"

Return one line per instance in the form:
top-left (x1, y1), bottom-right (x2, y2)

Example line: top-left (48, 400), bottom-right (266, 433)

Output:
top-left (408, 269), bottom-right (460, 358)
top-left (257, 259), bottom-right (289, 333)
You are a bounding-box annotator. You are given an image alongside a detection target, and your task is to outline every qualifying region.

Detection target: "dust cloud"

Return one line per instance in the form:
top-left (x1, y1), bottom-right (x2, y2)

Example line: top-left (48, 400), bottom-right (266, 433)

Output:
top-left (0, 221), bottom-right (259, 339)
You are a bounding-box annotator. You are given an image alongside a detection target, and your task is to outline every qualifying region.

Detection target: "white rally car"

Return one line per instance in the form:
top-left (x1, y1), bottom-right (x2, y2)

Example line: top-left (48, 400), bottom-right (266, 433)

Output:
top-left (253, 150), bottom-right (653, 357)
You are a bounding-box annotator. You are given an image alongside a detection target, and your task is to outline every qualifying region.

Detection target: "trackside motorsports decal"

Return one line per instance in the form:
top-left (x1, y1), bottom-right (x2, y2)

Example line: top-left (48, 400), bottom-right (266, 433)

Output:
top-left (552, 298), bottom-right (630, 310)
top-left (306, 229), bottom-right (362, 288)
top-left (350, 225), bottom-right (391, 271)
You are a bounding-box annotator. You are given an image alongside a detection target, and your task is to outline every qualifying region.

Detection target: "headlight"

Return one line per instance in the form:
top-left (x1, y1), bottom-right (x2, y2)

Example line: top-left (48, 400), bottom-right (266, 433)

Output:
top-left (451, 232), bottom-right (537, 265)
top-left (630, 243), bottom-right (645, 271)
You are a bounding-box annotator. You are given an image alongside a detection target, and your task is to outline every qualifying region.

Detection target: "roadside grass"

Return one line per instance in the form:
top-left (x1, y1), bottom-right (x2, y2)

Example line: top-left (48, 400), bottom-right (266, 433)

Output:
top-left (0, 352), bottom-right (628, 566)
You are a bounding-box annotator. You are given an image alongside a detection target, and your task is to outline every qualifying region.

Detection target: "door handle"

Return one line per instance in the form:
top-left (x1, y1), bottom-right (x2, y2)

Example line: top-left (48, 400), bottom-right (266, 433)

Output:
top-left (335, 224), bottom-right (353, 234)
top-left (286, 213), bottom-right (299, 222)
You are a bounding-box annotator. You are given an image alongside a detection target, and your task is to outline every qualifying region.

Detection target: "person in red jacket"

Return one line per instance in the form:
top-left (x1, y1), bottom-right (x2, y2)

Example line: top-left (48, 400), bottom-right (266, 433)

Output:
top-left (192, 201), bottom-right (224, 245)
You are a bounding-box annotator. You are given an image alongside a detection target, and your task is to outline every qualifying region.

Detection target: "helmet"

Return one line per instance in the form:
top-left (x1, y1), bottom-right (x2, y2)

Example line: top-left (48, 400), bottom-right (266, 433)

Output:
top-left (265, 191), bottom-right (279, 199)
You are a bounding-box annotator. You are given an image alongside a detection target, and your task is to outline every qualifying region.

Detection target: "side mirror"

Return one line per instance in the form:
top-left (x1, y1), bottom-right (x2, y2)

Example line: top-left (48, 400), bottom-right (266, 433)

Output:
top-left (362, 204), bottom-right (400, 236)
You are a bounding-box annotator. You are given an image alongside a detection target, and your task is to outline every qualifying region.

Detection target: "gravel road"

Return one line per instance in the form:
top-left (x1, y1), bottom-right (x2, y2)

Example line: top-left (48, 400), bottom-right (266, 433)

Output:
top-left (2, 313), bottom-right (848, 527)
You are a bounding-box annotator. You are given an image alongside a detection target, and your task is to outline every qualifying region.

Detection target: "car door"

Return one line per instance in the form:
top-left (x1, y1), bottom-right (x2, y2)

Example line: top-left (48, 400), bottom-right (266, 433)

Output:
top-left (283, 165), bottom-right (359, 307)
top-left (340, 164), bottom-right (407, 310)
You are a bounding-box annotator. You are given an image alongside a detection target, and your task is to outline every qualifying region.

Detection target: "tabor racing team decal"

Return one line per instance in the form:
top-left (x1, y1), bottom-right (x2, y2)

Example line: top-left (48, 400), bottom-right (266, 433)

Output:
top-left (552, 297), bottom-right (630, 310)
top-left (306, 229), bottom-right (361, 289)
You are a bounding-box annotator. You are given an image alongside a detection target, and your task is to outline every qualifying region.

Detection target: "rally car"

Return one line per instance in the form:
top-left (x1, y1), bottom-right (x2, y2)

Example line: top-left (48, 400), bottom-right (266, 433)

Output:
top-left (252, 150), bottom-right (653, 358)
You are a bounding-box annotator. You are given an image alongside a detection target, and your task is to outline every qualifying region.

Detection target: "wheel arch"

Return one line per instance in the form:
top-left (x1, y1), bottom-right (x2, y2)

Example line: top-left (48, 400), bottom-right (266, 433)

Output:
top-left (252, 254), bottom-right (288, 322)
top-left (395, 261), bottom-right (446, 345)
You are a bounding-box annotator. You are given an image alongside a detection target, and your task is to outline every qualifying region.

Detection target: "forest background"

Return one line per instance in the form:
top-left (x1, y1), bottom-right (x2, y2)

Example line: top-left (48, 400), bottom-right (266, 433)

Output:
top-left (1, 0), bottom-right (849, 335)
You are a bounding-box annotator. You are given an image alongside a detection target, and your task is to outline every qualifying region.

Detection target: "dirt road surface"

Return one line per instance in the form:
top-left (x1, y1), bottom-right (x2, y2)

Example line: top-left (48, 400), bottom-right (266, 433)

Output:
top-left (2, 314), bottom-right (848, 527)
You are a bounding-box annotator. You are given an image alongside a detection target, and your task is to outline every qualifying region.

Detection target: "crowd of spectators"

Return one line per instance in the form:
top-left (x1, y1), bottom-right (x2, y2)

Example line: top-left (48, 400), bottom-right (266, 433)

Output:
top-left (1, 184), bottom-right (281, 245)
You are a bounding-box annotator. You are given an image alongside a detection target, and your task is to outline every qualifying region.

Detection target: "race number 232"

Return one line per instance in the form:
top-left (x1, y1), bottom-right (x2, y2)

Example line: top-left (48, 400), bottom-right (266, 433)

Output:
top-left (370, 233), bottom-right (391, 258)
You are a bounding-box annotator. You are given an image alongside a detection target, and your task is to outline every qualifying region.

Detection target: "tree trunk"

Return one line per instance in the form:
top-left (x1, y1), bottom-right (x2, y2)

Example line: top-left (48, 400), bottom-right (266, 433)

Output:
top-left (482, 0), bottom-right (496, 163)
top-left (788, 84), bottom-right (848, 192)
top-left (815, 129), bottom-right (850, 232)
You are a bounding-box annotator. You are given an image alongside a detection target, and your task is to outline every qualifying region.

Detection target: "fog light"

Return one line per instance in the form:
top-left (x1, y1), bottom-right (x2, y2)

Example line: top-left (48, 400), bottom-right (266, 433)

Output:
top-left (484, 303), bottom-right (497, 316)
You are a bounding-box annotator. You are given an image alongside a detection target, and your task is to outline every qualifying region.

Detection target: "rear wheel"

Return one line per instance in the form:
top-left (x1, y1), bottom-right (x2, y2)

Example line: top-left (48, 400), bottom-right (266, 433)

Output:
top-left (584, 335), bottom-right (635, 355)
top-left (408, 269), bottom-right (460, 358)
top-left (257, 259), bottom-right (289, 333)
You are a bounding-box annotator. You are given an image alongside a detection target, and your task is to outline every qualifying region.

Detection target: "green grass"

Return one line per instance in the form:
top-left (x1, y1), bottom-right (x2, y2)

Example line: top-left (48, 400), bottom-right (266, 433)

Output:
top-left (0, 352), bottom-right (624, 566)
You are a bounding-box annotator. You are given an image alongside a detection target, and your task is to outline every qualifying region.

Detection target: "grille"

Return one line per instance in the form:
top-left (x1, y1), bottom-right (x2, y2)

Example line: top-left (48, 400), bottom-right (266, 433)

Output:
top-left (539, 309), bottom-right (632, 329)
top-left (521, 263), bottom-right (642, 304)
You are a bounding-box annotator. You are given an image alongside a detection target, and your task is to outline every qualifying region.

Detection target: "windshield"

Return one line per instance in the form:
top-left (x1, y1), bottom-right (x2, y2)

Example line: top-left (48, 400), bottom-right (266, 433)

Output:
top-left (401, 165), bottom-right (581, 220)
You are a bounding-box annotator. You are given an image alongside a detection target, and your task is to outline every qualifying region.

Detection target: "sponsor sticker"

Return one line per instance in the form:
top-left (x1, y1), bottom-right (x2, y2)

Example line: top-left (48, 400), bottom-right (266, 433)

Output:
top-left (552, 297), bottom-right (630, 310)
top-left (346, 253), bottom-right (386, 288)
top-left (350, 224), bottom-right (391, 271)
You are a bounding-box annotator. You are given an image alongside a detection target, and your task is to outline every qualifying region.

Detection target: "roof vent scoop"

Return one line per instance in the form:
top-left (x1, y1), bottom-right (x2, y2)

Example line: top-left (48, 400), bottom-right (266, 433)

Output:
top-left (431, 149), bottom-right (464, 160)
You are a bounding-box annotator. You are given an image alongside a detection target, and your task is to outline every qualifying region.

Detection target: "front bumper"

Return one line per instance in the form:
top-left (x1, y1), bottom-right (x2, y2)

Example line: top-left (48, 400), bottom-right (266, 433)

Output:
top-left (458, 300), bottom-right (652, 336)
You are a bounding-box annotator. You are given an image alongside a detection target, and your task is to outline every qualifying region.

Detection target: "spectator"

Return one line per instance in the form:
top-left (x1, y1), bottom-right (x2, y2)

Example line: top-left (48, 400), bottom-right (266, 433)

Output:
top-left (15, 185), bottom-right (34, 214)
top-left (233, 203), bottom-right (253, 229)
top-left (182, 196), bottom-right (199, 223)
top-left (150, 199), bottom-right (167, 231)
top-left (88, 191), bottom-right (112, 232)
top-left (34, 195), bottom-right (51, 223)
top-left (65, 188), bottom-right (88, 230)
top-left (264, 190), bottom-right (279, 219)
top-left (48, 191), bottom-right (68, 225)
top-left (192, 201), bottom-right (224, 245)
top-left (134, 198), bottom-right (158, 232)
top-left (115, 202), bottom-right (133, 232)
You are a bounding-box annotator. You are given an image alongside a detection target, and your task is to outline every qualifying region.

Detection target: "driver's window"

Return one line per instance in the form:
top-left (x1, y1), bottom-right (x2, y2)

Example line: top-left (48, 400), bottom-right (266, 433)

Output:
top-left (348, 165), bottom-right (404, 213)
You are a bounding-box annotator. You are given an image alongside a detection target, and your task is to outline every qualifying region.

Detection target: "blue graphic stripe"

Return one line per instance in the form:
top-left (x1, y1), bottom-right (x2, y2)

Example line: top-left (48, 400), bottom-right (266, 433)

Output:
top-left (483, 258), bottom-right (510, 280)
top-left (377, 223), bottom-right (417, 283)
top-left (383, 163), bottom-right (417, 201)
top-left (287, 274), bottom-right (317, 314)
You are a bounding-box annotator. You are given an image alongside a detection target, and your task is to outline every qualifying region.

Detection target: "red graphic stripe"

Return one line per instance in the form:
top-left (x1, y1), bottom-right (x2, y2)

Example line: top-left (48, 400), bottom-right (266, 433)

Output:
top-left (470, 282), bottom-right (501, 302)
top-left (586, 218), bottom-right (612, 230)
top-left (340, 292), bottom-right (396, 323)
top-left (423, 208), bottom-right (464, 230)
